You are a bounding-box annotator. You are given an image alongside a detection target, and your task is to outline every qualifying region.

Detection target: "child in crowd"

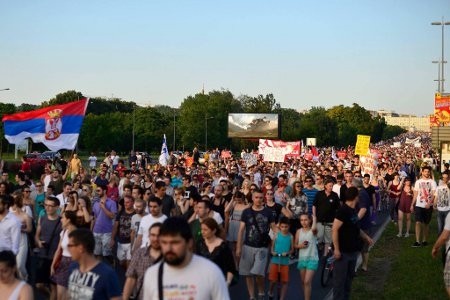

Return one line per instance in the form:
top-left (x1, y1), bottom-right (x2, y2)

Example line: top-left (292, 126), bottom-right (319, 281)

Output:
top-left (268, 217), bottom-right (294, 300)
top-left (295, 213), bottom-right (318, 300)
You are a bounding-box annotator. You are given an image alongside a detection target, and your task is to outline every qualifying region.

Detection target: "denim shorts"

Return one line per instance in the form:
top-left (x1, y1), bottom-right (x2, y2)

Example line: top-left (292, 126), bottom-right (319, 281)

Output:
top-left (93, 232), bottom-right (112, 256)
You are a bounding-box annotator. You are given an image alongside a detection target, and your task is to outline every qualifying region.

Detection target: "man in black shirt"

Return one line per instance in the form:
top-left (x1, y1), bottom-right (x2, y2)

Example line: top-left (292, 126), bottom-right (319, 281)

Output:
top-left (332, 187), bottom-right (373, 300)
top-left (313, 179), bottom-right (340, 257)
top-left (362, 174), bottom-right (376, 224)
top-left (151, 181), bottom-right (175, 217)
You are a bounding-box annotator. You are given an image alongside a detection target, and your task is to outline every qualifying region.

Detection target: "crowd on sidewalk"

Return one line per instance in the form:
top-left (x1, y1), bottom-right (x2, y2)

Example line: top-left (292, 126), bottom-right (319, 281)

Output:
top-left (1, 131), bottom-right (446, 300)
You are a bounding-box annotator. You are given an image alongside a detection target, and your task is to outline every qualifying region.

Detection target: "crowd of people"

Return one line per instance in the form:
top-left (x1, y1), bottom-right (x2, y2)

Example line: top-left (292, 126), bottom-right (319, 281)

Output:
top-left (1, 131), bottom-right (449, 299)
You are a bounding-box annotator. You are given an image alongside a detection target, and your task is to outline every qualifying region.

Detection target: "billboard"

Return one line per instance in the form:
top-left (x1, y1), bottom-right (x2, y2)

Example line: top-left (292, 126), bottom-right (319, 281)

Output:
top-left (228, 113), bottom-right (280, 139)
top-left (435, 92), bottom-right (450, 123)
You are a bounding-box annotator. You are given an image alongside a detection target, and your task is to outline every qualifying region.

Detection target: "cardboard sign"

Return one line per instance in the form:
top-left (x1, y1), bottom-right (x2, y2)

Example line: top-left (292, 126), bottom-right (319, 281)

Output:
top-left (355, 135), bottom-right (371, 156)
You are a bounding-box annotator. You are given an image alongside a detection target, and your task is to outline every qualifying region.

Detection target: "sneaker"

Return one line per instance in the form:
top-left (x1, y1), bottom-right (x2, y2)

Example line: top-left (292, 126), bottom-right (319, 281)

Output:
top-left (422, 241), bottom-right (428, 246)
top-left (404, 233), bottom-right (410, 238)
top-left (257, 294), bottom-right (265, 300)
top-left (411, 242), bottom-right (421, 248)
top-left (268, 294), bottom-right (274, 300)
top-left (396, 233), bottom-right (402, 237)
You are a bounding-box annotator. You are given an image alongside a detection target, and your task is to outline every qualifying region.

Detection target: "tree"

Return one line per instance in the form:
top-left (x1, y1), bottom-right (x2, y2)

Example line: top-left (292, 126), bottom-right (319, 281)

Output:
top-left (298, 107), bottom-right (338, 146)
top-left (178, 90), bottom-right (241, 150)
top-left (0, 103), bottom-right (17, 154)
top-left (17, 103), bottom-right (39, 112)
top-left (41, 90), bottom-right (84, 107)
top-left (383, 125), bottom-right (406, 140)
top-left (239, 93), bottom-right (280, 113)
top-left (87, 97), bottom-right (135, 115)
top-left (279, 108), bottom-right (302, 141)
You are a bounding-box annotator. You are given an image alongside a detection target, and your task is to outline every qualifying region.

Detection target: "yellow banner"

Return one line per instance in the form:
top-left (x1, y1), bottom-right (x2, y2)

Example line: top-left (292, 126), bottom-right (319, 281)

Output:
top-left (355, 135), bottom-right (371, 156)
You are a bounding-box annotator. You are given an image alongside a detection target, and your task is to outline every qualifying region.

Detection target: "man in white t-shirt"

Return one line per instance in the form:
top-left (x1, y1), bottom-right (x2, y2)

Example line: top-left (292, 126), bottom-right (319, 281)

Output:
top-left (143, 217), bottom-right (230, 300)
top-left (133, 198), bottom-right (167, 251)
top-left (88, 152), bottom-right (97, 169)
top-left (435, 171), bottom-right (450, 235)
top-left (411, 166), bottom-right (437, 247)
top-left (110, 150), bottom-right (120, 170)
top-left (57, 182), bottom-right (72, 209)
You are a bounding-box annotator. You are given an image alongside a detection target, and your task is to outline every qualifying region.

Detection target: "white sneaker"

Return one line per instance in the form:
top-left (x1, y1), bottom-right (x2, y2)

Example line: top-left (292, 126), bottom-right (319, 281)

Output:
top-left (404, 233), bottom-right (409, 237)
top-left (396, 233), bottom-right (402, 237)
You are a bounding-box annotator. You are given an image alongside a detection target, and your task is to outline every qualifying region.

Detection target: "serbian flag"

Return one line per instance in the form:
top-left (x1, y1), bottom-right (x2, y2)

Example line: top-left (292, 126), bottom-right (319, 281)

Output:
top-left (2, 99), bottom-right (88, 151)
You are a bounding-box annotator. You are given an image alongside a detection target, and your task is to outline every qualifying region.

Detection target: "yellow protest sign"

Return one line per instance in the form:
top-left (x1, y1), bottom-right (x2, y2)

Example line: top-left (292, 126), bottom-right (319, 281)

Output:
top-left (355, 135), bottom-right (371, 156)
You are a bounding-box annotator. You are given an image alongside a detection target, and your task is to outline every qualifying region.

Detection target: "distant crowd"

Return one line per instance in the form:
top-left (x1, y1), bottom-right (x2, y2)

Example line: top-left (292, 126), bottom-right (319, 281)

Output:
top-left (2, 130), bottom-right (450, 300)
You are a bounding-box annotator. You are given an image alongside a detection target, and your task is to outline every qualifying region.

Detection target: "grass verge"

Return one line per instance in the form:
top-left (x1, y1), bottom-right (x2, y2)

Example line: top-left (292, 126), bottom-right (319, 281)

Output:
top-left (351, 216), bottom-right (446, 300)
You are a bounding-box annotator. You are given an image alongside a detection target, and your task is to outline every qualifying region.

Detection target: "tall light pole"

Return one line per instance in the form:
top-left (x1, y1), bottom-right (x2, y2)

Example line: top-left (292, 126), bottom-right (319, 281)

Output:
top-left (432, 60), bottom-right (444, 92)
top-left (132, 104), bottom-right (136, 151)
top-left (173, 109), bottom-right (176, 152)
top-left (432, 18), bottom-right (450, 93)
top-left (205, 116), bottom-right (214, 152)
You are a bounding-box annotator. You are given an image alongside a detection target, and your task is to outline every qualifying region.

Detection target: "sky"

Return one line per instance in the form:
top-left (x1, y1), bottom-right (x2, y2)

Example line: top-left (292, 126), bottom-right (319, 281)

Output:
top-left (1, 0), bottom-right (450, 116)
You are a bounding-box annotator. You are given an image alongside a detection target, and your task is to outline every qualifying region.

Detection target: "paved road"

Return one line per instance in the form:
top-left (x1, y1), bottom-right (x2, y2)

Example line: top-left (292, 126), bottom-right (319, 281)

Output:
top-left (34, 211), bottom-right (389, 300)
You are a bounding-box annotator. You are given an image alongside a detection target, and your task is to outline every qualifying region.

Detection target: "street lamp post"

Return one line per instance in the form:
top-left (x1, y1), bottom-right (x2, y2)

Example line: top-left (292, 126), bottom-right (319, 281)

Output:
top-left (432, 60), bottom-right (445, 92)
top-left (132, 104), bottom-right (136, 151)
top-left (205, 116), bottom-right (214, 152)
top-left (432, 18), bottom-right (450, 93)
top-left (173, 110), bottom-right (176, 152)
top-left (432, 18), bottom-right (450, 172)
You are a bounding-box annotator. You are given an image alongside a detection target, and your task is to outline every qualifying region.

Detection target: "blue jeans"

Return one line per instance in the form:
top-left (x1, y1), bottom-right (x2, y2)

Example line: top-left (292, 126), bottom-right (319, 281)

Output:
top-left (333, 251), bottom-right (358, 300)
top-left (438, 210), bottom-right (450, 236)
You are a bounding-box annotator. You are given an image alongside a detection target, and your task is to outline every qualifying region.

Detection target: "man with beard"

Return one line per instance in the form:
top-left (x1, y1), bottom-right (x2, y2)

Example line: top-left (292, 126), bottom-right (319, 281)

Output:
top-left (143, 217), bottom-right (229, 299)
top-left (130, 199), bottom-right (148, 253)
top-left (110, 195), bottom-right (135, 270)
top-left (123, 223), bottom-right (162, 300)
top-left (133, 198), bottom-right (167, 251)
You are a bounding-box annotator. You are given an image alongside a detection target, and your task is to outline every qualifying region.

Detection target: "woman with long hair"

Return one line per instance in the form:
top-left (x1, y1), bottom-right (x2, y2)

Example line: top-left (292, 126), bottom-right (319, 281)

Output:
top-left (224, 191), bottom-right (250, 264)
top-left (107, 176), bottom-right (119, 203)
top-left (397, 177), bottom-right (413, 237)
top-left (65, 194), bottom-right (92, 229)
top-left (387, 172), bottom-right (404, 223)
top-left (10, 191), bottom-right (32, 280)
top-left (195, 218), bottom-right (237, 287)
top-left (50, 211), bottom-right (77, 300)
top-left (287, 181), bottom-right (308, 236)
top-left (0, 250), bottom-right (33, 300)
top-left (143, 173), bottom-right (153, 190)
top-left (240, 179), bottom-right (252, 201)
top-left (265, 189), bottom-right (292, 225)
top-left (295, 214), bottom-right (318, 300)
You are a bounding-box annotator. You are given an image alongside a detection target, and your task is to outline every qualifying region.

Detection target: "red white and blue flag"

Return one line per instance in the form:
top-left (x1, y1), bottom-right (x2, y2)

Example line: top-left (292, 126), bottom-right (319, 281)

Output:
top-left (2, 98), bottom-right (89, 151)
